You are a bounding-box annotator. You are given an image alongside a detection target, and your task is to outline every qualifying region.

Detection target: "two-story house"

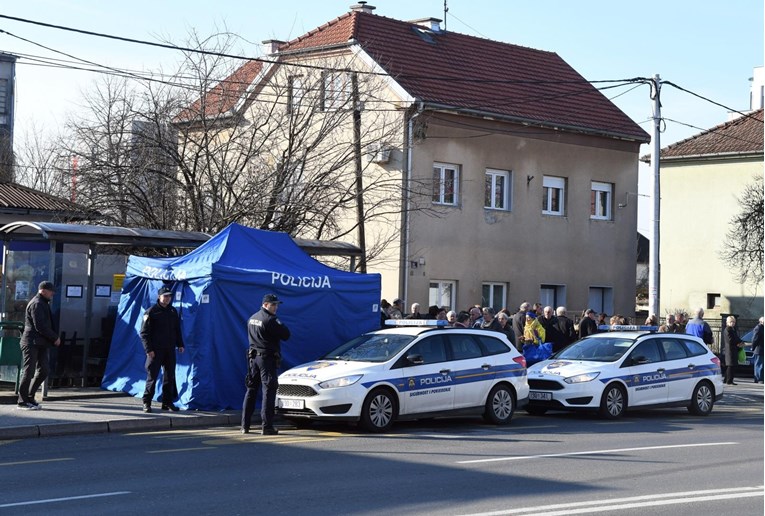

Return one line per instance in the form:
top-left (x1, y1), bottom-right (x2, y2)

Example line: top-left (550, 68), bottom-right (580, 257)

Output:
top-left (182, 3), bottom-right (650, 316)
top-left (653, 109), bottom-right (763, 320)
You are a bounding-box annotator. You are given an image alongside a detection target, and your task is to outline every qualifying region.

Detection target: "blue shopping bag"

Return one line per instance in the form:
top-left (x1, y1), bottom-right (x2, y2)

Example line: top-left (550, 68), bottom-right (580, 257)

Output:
top-left (522, 342), bottom-right (553, 366)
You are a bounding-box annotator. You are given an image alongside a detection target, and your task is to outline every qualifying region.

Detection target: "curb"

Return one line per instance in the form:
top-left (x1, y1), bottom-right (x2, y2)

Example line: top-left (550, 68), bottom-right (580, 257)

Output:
top-left (0, 412), bottom-right (243, 441)
top-left (39, 421), bottom-right (110, 438)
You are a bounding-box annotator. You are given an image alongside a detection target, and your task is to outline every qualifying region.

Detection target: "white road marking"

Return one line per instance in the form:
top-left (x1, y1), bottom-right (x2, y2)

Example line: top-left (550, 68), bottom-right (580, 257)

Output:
top-left (147, 447), bottom-right (216, 453)
top-left (458, 486), bottom-right (764, 516)
top-left (456, 441), bottom-right (738, 464)
top-left (0, 457), bottom-right (73, 467)
top-left (0, 491), bottom-right (131, 508)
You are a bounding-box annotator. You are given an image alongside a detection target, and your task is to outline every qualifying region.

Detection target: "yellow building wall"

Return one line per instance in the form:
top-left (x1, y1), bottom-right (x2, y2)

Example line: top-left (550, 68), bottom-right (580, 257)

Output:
top-left (659, 157), bottom-right (763, 319)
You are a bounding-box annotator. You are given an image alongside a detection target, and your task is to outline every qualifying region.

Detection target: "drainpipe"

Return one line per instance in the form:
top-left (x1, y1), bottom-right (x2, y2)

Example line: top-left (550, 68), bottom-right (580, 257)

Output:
top-left (401, 101), bottom-right (424, 302)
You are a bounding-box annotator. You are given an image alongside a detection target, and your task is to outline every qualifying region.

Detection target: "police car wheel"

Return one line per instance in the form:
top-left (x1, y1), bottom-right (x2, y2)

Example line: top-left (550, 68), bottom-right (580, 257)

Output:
top-left (599, 383), bottom-right (626, 419)
top-left (483, 384), bottom-right (515, 425)
top-left (360, 388), bottom-right (396, 432)
top-left (688, 381), bottom-right (714, 416)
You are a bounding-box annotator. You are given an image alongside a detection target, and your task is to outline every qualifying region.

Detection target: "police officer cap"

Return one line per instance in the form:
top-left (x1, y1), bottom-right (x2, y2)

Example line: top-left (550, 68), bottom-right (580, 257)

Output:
top-left (38, 281), bottom-right (55, 292)
top-left (262, 293), bottom-right (282, 304)
top-left (158, 286), bottom-right (173, 297)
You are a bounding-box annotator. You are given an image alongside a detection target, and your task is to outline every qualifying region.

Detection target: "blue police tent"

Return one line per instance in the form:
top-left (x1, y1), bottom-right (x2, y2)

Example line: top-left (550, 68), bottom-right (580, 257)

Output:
top-left (101, 223), bottom-right (381, 410)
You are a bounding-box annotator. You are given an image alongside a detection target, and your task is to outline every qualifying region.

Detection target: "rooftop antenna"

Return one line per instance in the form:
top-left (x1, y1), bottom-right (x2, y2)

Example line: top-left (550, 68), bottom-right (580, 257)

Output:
top-left (443, 0), bottom-right (448, 30)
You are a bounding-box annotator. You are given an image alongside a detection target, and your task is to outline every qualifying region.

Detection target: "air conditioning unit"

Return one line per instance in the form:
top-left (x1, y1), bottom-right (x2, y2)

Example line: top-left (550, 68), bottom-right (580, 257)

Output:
top-left (369, 143), bottom-right (391, 164)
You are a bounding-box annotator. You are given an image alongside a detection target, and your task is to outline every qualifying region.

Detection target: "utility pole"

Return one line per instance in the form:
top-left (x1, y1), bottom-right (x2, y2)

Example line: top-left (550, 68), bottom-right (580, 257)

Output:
top-left (351, 72), bottom-right (367, 273)
top-left (649, 75), bottom-right (662, 317)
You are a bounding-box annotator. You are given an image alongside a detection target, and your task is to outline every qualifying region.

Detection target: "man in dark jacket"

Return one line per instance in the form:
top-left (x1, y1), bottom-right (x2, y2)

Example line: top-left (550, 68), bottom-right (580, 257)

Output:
top-left (512, 302), bottom-right (531, 346)
top-left (752, 317), bottom-right (763, 384)
top-left (555, 306), bottom-right (577, 347)
top-left (578, 308), bottom-right (599, 339)
top-left (140, 286), bottom-right (184, 413)
top-left (17, 281), bottom-right (61, 410)
top-left (539, 306), bottom-right (566, 353)
top-left (241, 293), bottom-right (291, 435)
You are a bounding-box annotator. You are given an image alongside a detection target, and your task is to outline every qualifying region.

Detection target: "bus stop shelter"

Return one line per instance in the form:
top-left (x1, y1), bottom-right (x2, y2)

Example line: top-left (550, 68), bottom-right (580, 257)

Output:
top-left (0, 221), bottom-right (362, 388)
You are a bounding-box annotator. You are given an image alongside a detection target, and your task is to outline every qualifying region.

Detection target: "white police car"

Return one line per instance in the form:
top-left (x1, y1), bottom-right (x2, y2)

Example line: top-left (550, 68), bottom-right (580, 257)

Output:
top-left (276, 320), bottom-right (529, 432)
top-left (526, 326), bottom-right (724, 419)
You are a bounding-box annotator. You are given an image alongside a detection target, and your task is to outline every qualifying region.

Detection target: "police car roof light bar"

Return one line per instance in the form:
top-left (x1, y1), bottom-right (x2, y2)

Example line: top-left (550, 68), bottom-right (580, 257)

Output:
top-left (598, 325), bottom-right (659, 332)
top-left (384, 319), bottom-right (449, 327)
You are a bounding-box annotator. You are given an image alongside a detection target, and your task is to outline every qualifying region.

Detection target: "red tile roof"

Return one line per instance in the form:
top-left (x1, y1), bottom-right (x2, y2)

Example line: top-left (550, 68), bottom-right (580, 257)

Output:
top-left (176, 60), bottom-right (264, 122)
top-left (277, 11), bottom-right (649, 142)
top-left (658, 109), bottom-right (764, 160)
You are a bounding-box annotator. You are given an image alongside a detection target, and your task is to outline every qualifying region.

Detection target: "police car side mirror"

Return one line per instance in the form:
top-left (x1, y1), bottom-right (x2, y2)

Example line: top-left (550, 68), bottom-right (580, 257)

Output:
top-left (407, 353), bottom-right (424, 365)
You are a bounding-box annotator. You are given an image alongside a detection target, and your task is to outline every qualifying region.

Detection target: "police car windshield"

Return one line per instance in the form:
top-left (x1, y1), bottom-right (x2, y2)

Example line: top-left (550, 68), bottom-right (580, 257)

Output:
top-left (556, 337), bottom-right (634, 362)
top-left (323, 334), bottom-right (415, 362)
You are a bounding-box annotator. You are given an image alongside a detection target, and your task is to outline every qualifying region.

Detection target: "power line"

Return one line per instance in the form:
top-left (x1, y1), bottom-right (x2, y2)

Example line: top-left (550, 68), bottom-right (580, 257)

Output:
top-left (663, 81), bottom-right (762, 124)
top-left (4, 13), bottom-right (758, 143)
top-left (0, 13), bottom-right (649, 86)
top-left (662, 117), bottom-right (763, 147)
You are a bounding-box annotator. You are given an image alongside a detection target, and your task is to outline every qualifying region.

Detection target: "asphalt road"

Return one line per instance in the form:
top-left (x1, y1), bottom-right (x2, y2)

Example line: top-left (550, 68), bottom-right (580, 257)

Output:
top-left (0, 384), bottom-right (762, 516)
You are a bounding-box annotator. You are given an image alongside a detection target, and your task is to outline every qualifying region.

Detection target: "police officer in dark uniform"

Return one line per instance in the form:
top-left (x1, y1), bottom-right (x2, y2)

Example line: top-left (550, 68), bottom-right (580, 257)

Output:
top-left (241, 293), bottom-right (290, 435)
top-left (140, 286), bottom-right (184, 413)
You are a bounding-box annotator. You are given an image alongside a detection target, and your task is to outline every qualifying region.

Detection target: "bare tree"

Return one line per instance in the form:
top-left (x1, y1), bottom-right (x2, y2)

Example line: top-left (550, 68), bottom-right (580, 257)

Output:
top-left (15, 30), bottom-right (435, 268)
top-left (720, 174), bottom-right (764, 285)
top-left (14, 122), bottom-right (72, 199)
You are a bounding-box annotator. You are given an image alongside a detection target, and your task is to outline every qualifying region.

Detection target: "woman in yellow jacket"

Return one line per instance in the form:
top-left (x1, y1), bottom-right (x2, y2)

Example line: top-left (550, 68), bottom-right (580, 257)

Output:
top-left (523, 312), bottom-right (546, 345)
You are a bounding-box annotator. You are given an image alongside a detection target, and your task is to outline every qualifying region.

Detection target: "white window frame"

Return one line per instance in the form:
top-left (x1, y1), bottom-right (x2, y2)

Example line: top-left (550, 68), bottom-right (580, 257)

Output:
top-left (543, 175), bottom-right (566, 216)
top-left (481, 282), bottom-right (507, 312)
top-left (321, 70), bottom-right (351, 111)
top-left (485, 169), bottom-right (511, 211)
top-left (591, 181), bottom-right (613, 220)
top-left (429, 280), bottom-right (456, 311)
top-left (432, 163), bottom-right (460, 206)
top-left (287, 75), bottom-right (305, 113)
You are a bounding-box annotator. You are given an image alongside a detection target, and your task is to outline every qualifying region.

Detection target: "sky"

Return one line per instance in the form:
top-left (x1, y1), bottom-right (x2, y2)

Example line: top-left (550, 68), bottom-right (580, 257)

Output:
top-left (0, 0), bottom-right (762, 233)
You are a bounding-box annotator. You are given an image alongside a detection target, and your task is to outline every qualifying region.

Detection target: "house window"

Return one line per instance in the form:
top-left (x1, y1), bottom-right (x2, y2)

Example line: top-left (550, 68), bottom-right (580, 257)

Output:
top-left (321, 70), bottom-right (351, 111)
top-left (0, 79), bottom-right (7, 122)
top-left (429, 280), bottom-right (456, 311)
top-left (485, 169), bottom-right (511, 210)
top-left (588, 286), bottom-right (613, 315)
top-left (591, 181), bottom-right (613, 220)
top-left (287, 75), bottom-right (304, 113)
top-left (540, 284), bottom-right (566, 309)
top-left (706, 293), bottom-right (721, 310)
top-left (433, 163), bottom-right (460, 205)
top-left (481, 282), bottom-right (506, 312)
top-left (543, 176), bottom-right (566, 216)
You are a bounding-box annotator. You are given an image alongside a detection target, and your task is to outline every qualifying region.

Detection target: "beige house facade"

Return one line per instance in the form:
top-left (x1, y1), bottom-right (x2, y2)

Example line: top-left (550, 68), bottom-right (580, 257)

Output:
top-left (190, 4), bottom-right (650, 317)
top-left (405, 114), bottom-right (643, 316)
top-left (654, 110), bottom-right (764, 319)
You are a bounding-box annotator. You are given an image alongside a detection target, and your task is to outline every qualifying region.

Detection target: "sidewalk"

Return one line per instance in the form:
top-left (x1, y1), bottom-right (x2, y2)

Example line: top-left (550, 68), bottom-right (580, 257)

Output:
top-left (0, 384), bottom-right (242, 440)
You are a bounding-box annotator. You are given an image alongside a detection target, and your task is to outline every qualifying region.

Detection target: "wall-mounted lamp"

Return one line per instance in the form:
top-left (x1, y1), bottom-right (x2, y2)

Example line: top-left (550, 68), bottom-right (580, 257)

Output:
top-left (526, 175), bottom-right (535, 186)
top-left (418, 257), bottom-right (426, 266)
top-left (617, 191), bottom-right (650, 209)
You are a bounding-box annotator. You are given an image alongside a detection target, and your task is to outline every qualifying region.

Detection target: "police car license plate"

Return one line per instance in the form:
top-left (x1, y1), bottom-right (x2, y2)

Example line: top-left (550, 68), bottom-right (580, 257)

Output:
top-left (278, 399), bottom-right (304, 409)
top-left (529, 391), bottom-right (552, 401)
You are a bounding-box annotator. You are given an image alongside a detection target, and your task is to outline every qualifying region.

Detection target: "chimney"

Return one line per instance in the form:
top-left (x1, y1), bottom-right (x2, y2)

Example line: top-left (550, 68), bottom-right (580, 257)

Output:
top-left (261, 39), bottom-right (285, 55)
top-left (350, 2), bottom-right (376, 14)
top-left (408, 17), bottom-right (442, 32)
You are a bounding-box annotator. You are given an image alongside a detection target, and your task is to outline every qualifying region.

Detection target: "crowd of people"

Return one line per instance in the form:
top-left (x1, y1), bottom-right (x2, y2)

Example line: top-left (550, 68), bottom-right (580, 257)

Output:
top-left (379, 299), bottom-right (764, 384)
top-left (380, 299), bottom-right (596, 353)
